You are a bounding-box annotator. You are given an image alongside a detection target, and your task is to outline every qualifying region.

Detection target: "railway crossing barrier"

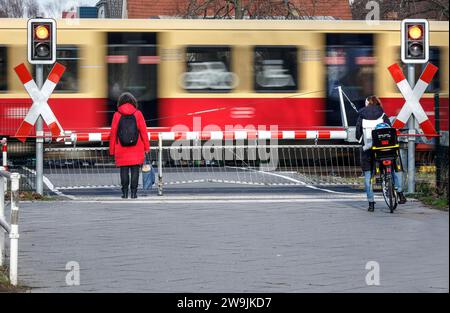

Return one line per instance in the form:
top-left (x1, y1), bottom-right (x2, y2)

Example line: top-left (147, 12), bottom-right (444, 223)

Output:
top-left (42, 143), bottom-right (362, 195)
top-left (4, 123), bottom-right (445, 196)
top-left (63, 129), bottom-right (349, 143)
top-left (0, 167), bottom-right (20, 286)
top-left (4, 71), bottom-right (445, 196)
top-left (45, 129), bottom-right (354, 195)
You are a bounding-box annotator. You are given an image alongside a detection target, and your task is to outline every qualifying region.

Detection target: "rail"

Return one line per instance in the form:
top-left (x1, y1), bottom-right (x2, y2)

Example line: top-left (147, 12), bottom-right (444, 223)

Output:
top-left (0, 166), bottom-right (20, 286)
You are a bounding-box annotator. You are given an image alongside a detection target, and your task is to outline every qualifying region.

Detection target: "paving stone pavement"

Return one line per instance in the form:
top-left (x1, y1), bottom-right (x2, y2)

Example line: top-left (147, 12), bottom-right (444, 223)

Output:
top-left (11, 190), bottom-right (449, 293)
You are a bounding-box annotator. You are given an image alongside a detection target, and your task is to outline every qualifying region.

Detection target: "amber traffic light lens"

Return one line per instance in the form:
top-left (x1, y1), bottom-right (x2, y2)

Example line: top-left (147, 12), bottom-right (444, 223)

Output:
top-left (408, 25), bottom-right (423, 40)
top-left (35, 25), bottom-right (49, 40)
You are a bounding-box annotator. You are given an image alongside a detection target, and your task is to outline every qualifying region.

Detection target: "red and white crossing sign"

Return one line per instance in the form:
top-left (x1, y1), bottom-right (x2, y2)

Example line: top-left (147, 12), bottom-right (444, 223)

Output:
top-left (388, 62), bottom-right (438, 139)
top-left (14, 62), bottom-right (66, 142)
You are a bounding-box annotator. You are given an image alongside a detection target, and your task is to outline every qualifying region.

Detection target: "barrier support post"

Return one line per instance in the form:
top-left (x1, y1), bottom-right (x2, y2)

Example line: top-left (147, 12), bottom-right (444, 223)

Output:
top-left (337, 86), bottom-right (349, 128)
top-left (9, 172), bottom-right (20, 286)
top-left (158, 133), bottom-right (163, 196)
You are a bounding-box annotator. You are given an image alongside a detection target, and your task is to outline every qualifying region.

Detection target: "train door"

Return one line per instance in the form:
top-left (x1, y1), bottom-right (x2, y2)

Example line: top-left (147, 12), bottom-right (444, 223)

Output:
top-left (325, 34), bottom-right (375, 126)
top-left (107, 32), bottom-right (158, 126)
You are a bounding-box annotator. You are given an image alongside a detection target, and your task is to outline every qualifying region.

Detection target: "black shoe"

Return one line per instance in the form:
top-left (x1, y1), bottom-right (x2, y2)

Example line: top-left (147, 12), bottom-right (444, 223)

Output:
top-left (130, 189), bottom-right (138, 199)
top-left (368, 202), bottom-right (375, 212)
top-left (398, 192), bottom-right (407, 204)
top-left (121, 188), bottom-right (128, 199)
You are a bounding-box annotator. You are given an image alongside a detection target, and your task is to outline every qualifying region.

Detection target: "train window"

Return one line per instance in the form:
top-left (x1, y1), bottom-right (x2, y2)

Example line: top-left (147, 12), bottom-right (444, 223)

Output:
top-left (254, 46), bottom-right (298, 92)
top-left (107, 32), bottom-right (158, 126)
top-left (184, 46), bottom-right (235, 92)
top-left (399, 47), bottom-right (441, 93)
top-left (0, 47), bottom-right (7, 91)
top-left (34, 46), bottom-right (79, 92)
top-left (325, 34), bottom-right (375, 126)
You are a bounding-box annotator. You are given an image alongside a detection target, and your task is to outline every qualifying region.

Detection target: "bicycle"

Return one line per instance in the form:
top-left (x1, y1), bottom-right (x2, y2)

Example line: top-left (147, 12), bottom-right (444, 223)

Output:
top-left (371, 127), bottom-right (403, 213)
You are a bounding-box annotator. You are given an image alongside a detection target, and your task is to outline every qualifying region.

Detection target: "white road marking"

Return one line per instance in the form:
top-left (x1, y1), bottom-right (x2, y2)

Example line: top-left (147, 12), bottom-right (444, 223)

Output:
top-left (228, 166), bottom-right (355, 194)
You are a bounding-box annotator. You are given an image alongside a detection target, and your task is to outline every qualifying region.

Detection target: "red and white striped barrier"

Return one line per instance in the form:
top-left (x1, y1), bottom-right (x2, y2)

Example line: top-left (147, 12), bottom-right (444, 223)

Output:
top-left (65, 129), bottom-right (348, 143)
top-left (14, 63), bottom-right (66, 142)
top-left (388, 62), bottom-right (438, 139)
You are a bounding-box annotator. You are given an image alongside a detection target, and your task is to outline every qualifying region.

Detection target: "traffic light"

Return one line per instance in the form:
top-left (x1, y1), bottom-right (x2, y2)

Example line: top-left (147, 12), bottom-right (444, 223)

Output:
top-left (401, 19), bottom-right (429, 64)
top-left (27, 18), bottom-right (56, 64)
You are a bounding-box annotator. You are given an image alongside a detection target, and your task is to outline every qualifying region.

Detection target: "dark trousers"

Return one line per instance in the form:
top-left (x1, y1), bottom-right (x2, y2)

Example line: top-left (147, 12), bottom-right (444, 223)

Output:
top-left (120, 165), bottom-right (140, 191)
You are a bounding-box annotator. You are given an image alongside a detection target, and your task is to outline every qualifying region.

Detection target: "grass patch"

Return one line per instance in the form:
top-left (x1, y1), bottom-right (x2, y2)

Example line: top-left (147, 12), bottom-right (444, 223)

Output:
top-left (0, 266), bottom-right (28, 293)
top-left (414, 194), bottom-right (448, 210)
top-left (413, 175), bottom-right (448, 211)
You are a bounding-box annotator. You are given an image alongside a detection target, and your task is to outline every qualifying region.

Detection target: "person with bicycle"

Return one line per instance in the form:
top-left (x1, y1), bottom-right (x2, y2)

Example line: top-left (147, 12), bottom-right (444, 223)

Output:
top-left (356, 96), bottom-right (407, 212)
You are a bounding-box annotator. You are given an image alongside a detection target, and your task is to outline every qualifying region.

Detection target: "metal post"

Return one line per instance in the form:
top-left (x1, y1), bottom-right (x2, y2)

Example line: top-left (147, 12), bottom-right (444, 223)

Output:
top-left (36, 64), bottom-right (44, 195)
top-left (337, 86), bottom-right (349, 128)
top-left (399, 144), bottom-right (408, 188)
top-left (0, 167), bottom-right (5, 267)
top-left (407, 64), bottom-right (416, 194)
top-left (9, 173), bottom-right (20, 286)
top-left (158, 133), bottom-right (163, 196)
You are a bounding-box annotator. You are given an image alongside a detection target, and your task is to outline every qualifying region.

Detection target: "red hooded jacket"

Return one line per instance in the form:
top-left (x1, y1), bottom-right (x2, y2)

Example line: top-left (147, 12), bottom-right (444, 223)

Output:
top-left (109, 103), bottom-right (150, 167)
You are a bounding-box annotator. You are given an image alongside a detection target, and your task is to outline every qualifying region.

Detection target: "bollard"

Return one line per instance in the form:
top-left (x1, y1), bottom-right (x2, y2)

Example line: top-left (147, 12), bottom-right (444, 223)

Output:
top-left (1, 138), bottom-right (6, 170)
top-left (1, 139), bottom-right (6, 192)
top-left (9, 173), bottom-right (20, 286)
top-left (158, 133), bottom-right (163, 196)
top-left (0, 167), bottom-right (5, 267)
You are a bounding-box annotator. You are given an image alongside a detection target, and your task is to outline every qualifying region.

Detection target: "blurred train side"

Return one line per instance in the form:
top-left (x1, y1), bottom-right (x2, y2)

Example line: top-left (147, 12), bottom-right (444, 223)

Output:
top-left (0, 19), bottom-right (448, 138)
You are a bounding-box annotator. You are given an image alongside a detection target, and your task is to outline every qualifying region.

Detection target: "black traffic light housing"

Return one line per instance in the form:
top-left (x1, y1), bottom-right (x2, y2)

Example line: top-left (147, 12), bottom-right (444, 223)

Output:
top-left (401, 19), bottom-right (429, 64)
top-left (27, 18), bottom-right (56, 64)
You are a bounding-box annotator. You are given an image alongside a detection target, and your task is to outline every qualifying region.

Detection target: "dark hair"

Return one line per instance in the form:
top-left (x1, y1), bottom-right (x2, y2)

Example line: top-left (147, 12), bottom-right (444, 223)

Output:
top-left (117, 92), bottom-right (138, 108)
top-left (366, 95), bottom-right (383, 108)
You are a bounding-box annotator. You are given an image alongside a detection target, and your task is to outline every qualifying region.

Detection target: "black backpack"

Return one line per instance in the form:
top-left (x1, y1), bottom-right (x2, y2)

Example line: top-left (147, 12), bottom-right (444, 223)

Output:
top-left (117, 113), bottom-right (139, 146)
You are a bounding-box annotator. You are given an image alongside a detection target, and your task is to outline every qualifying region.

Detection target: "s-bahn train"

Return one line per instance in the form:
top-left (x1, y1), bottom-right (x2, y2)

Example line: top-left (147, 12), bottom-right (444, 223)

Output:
top-left (0, 19), bottom-right (448, 138)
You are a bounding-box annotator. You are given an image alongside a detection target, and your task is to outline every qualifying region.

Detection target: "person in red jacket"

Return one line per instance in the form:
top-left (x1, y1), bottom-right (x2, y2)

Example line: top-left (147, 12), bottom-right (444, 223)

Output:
top-left (110, 92), bottom-right (150, 199)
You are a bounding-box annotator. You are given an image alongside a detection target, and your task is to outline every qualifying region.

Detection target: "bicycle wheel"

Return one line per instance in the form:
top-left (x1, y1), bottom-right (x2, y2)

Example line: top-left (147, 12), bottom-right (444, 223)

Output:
top-left (382, 170), bottom-right (397, 213)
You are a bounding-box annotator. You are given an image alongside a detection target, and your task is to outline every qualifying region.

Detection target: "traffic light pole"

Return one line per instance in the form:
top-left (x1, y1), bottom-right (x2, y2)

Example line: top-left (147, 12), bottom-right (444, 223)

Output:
top-left (35, 64), bottom-right (44, 195)
top-left (407, 64), bottom-right (416, 194)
